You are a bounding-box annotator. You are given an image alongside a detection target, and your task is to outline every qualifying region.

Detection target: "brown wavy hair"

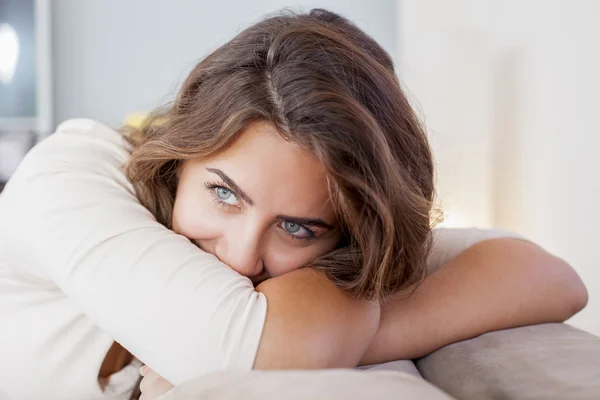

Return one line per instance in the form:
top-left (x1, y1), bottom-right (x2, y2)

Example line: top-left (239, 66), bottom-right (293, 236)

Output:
top-left (124, 8), bottom-right (436, 300)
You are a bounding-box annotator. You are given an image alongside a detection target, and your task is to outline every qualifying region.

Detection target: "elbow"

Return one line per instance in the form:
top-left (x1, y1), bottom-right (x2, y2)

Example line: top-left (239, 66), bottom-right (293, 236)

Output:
top-left (573, 285), bottom-right (589, 316)
top-left (567, 265), bottom-right (588, 316)
top-left (551, 255), bottom-right (588, 319)
top-left (512, 239), bottom-right (588, 322)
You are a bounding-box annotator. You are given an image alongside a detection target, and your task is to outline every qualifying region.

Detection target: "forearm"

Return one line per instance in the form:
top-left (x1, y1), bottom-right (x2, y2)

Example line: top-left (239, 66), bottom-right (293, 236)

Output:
top-left (255, 267), bottom-right (380, 369)
top-left (360, 238), bottom-right (587, 365)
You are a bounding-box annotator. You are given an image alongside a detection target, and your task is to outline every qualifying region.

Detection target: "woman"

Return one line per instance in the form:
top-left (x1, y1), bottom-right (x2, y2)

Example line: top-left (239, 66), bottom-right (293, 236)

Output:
top-left (0, 9), bottom-right (587, 400)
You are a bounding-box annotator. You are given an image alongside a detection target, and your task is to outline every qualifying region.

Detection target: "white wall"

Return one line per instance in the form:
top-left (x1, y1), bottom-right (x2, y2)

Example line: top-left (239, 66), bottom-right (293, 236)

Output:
top-left (491, 0), bottom-right (600, 337)
top-left (399, 0), bottom-right (600, 336)
top-left (51, 0), bottom-right (397, 128)
top-left (397, 0), bottom-right (496, 229)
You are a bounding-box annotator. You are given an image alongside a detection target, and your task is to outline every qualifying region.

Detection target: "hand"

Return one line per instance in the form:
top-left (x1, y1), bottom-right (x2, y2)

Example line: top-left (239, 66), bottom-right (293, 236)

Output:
top-left (139, 365), bottom-right (174, 400)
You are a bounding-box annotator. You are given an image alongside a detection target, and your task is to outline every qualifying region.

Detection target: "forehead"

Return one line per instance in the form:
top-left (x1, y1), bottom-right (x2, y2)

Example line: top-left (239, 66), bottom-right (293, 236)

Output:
top-left (205, 122), bottom-right (332, 215)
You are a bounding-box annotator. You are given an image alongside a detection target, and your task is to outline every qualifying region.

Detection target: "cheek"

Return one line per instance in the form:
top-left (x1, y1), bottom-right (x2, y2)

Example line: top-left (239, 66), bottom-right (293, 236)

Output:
top-left (172, 191), bottom-right (221, 240)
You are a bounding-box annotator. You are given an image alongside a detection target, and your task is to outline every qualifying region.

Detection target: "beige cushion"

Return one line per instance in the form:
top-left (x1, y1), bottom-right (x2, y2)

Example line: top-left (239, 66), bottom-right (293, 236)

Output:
top-left (417, 323), bottom-right (600, 400)
top-left (359, 359), bottom-right (422, 378)
top-left (159, 369), bottom-right (455, 400)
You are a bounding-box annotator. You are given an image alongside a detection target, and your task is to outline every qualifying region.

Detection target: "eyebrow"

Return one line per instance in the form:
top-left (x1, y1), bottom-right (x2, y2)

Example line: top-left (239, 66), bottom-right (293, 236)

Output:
top-left (207, 167), bottom-right (336, 230)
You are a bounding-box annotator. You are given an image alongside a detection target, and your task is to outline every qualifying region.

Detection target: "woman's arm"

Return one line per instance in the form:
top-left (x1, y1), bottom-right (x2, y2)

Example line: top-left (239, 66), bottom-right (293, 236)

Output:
top-left (359, 238), bottom-right (588, 365)
top-left (254, 267), bottom-right (380, 369)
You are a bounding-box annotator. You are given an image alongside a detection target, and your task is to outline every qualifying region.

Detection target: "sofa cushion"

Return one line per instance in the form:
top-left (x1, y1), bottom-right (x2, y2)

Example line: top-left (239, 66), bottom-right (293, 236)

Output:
top-left (416, 323), bottom-right (600, 400)
top-left (159, 369), bottom-right (455, 400)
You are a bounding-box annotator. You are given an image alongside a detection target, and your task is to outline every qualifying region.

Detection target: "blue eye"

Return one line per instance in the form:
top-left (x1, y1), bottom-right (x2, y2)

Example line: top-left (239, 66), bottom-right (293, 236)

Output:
top-left (280, 221), bottom-right (315, 240)
top-left (214, 187), bottom-right (239, 206)
top-left (284, 221), bottom-right (301, 233)
top-left (204, 181), bottom-right (241, 207)
top-left (216, 187), bottom-right (232, 199)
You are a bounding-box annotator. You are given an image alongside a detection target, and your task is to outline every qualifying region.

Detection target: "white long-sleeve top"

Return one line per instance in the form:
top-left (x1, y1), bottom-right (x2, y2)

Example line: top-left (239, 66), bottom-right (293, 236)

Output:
top-left (0, 119), bottom-right (522, 399)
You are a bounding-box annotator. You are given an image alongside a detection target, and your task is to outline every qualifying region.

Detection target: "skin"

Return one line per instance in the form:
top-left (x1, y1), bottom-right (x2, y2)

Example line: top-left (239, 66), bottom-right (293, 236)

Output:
top-left (137, 121), bottom-right (589, 399)
top-left (171, 121), bottom-right (341, 283)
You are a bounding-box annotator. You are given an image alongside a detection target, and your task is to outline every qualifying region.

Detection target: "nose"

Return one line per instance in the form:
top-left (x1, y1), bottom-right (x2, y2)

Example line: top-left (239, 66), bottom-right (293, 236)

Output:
top-left (214, 230), bottom-right (264, 278)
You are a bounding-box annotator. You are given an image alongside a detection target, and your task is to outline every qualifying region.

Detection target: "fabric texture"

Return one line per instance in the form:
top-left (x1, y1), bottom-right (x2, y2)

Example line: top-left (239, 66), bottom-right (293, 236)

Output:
top-left (158, 369), bottom-right (456, 400)
top-left (416, 323), bottom-right (600, 400)
top-left (358, 359), bottom-right (423, 378)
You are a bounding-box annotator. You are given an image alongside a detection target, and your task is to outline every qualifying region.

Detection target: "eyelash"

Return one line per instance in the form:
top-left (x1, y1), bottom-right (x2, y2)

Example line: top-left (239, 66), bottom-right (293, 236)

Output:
top-left (203, 180), bottom-right (317, 241)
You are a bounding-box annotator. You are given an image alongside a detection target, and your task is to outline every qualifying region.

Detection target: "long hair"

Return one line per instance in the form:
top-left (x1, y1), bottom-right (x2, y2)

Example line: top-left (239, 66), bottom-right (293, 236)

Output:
top-left (124, 8), bottom-right (436, 300)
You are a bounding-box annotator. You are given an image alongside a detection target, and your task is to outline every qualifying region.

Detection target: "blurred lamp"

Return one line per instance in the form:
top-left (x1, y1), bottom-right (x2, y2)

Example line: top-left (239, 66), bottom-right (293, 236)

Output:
top-left (0, 23), bottom-right (19, 84)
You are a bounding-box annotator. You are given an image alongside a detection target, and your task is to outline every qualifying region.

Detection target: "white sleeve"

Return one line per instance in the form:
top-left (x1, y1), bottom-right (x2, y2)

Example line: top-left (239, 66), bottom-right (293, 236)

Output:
top-left (427, 227), bottom-right (528, 274)
top-left (2, 119), bottom-right (266, 385)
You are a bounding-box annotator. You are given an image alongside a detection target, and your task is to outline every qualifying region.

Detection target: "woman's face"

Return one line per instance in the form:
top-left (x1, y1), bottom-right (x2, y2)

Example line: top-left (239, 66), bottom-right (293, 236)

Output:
top-left (172, 121), bottom-right (341, 284)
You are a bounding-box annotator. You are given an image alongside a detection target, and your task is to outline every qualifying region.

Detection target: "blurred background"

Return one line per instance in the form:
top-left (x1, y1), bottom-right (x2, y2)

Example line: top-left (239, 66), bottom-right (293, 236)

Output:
top-left (0, 0), bottom-right (598, 336)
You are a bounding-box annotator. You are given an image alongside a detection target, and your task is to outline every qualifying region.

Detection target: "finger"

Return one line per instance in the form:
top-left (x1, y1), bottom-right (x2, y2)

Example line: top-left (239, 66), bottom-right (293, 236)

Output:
top-left (140, 376), bottom-right (174, 400)
top-left (139, 368), bottom-right (161, 393)
top-left (150, 378), bottom-right (175, 398)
